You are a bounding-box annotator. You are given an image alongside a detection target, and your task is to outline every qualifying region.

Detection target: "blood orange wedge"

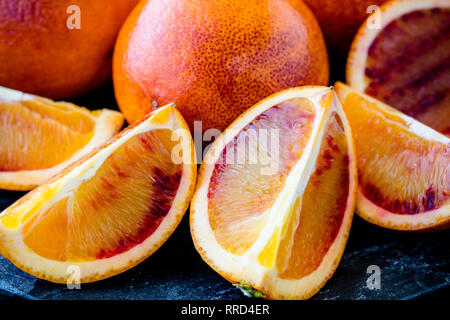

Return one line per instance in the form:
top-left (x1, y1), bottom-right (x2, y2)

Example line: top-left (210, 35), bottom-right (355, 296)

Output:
top-left (0, 86), bottom-right (123, 191)
top-left (0, 105), bottom-right (196, 283)
top-left (190, 87), bottom-right (357, 300)
top-left (335, 82), bottom-right (449, 231)
top-left (347, 0), bottom-right (450, 135)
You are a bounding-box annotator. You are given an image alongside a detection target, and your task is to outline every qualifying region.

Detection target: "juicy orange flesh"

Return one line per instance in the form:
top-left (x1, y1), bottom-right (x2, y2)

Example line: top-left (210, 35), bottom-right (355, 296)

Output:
top-left (208, 98), bottom-right (316, 255)
top-left (22, 129), bottom-right (182, 261)
top-left (342, 93), bottom-right (449, 214)
top-left (364, 8), bottom-right (450, 135)
top-left (276, 112), bottom-right (349, 279)
top-left (0, 99), bottom-right (95, 171)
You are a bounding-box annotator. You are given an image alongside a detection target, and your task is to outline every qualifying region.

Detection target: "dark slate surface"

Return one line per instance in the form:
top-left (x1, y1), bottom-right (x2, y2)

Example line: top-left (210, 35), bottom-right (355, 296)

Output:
top-left (0, 82), bottom-right (449, 300)
top-left (0, 189), bottom-right (449, 300)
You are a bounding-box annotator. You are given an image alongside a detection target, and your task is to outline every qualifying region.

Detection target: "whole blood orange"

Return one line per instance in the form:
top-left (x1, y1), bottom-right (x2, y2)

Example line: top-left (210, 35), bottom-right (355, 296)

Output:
top-left (300, 0), bottom-right (388, 57)
top-left (113, 0), bottom-right (329, 132)
top-left (0, 0), bottom-right (139, 99)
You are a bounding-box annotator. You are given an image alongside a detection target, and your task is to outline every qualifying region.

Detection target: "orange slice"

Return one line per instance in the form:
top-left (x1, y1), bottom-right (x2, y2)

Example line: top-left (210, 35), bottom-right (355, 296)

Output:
top-left (0, 86), bottom-right (124, 191)
top-left (335, 82), bottom-right (449, 231)
top-left (190, 87), bottom-right (357, 300)
top-left (0, 105), bottom-right (197, 283)
top-left (347, 0), bottom-right (450, 135)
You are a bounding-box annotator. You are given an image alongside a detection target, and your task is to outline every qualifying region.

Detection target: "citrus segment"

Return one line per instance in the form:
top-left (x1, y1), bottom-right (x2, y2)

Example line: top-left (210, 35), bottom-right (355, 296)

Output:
top-left (0, 105), bottom-right (197, 283)
top-left (347, 0), bottom-right (450, 135)
top-left (23, 129), bottom-right (182, 262)
top-left (0, 86), bottom-right (123, 190)
top-left (191, 87), bottom-right (357, 300)
top-left (335, 82), bottom-right (449, 231)
top-left (208, 98), bottom-right (316, 255)
top-left (0, 100), bottom-right (94, 171)
top-left (276, 112), bottom-right (350, 279)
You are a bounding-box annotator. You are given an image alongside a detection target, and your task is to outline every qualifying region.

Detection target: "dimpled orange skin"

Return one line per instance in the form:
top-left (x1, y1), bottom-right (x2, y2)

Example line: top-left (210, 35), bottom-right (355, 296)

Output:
top-left (300, 0), bottom-right (389, 57)
top-left (113, 0), bottom-right (329, 132)
top-left (0, 0), bottom-right (139, 99)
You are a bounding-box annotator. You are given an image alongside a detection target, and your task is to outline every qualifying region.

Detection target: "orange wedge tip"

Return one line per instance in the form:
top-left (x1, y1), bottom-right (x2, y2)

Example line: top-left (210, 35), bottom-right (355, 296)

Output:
top-left (0, 86), bottom-right (124, 191)
top-left (190, 86), bottom-right (357, 300)
top-left (0, 104), bottom-right (197, 283)
top-left (335, 81), bottom-right (449, 231)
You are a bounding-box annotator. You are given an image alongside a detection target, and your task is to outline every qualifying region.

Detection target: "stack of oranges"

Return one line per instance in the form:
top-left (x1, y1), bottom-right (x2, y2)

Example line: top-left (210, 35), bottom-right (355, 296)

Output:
top-left (0, 0), bottom-right (448, 299)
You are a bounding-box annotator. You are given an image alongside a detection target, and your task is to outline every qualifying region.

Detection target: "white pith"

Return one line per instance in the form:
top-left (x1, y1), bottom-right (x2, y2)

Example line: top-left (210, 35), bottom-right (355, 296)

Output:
top-left (0, 86), bottom-right (123, 188)
top-left (0, 104), bottom-right (196, 282)
top-left (191, 87), bottom-right (357, 299)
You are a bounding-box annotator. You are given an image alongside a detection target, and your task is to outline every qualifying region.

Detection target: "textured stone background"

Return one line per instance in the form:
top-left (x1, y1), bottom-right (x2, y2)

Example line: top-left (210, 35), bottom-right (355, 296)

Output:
top-left (0, 83), bottom-right (448, 300)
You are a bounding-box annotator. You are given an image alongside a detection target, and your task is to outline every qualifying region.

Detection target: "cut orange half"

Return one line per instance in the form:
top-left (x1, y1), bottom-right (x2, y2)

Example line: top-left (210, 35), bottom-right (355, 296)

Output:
top-left (190, 87), bottom-right (357, 300)
top-left (335, 82), bottom-right (449, 231)
top-left (0, 86), bottom-right (124, 191)
top-left (0, 105), bottom-right (197, 283)
top-left (347, 0), bottom-right (450, 135)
